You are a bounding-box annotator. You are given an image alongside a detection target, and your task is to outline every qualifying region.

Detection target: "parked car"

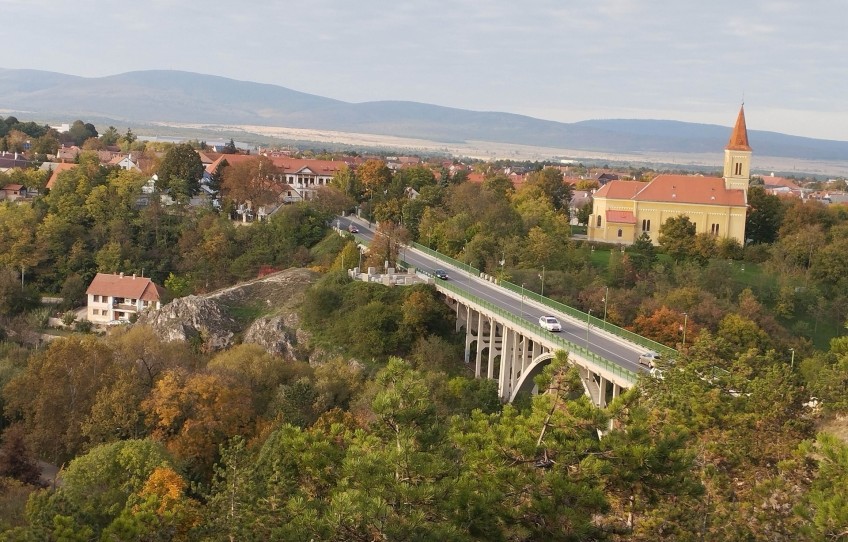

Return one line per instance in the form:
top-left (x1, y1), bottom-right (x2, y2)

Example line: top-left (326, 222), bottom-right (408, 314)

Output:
top-left (434, 269), bottom-right (449, 280)
top-left (347, 224), bottom-right (359, 233)
top-left (639, 351), bottom-right (661, 367)
top-left (539, 315), bottom-right (562, 332)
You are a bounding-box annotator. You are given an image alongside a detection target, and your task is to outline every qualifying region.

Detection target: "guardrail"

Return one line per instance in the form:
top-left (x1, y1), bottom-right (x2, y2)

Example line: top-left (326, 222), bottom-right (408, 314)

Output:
top-left (408, 241), bottom-right (677, 360)
top-left (415, 265), bottom-right (638, 385)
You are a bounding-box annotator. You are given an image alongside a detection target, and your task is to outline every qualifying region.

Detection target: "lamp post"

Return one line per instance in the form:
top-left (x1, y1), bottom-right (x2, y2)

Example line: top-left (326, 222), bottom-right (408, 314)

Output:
top-left (682, 312), bottom-right (688, 347)
top-left (602, 286), bottom-right (609, 330)
top-left (587, 309), bottom-right (593, 346)
top-left (520, 282), bottom-right (525, 319)
top-left (540, 265), bottom-right (546, 298)
top-left (790, 348), bottom-right (795, 369)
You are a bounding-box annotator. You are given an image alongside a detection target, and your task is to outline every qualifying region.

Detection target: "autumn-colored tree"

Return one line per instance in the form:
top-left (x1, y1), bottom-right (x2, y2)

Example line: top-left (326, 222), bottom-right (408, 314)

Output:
top-left (221, 155), bottom-right (280, 207)
top-left (356, 159), bottom-right (392, 193)
top-left (630, 306), bottom-right (690, 346)
top-left (142, 369), bottom-right (255, 480)
top-left (0, 424), bottom-right (41, 486)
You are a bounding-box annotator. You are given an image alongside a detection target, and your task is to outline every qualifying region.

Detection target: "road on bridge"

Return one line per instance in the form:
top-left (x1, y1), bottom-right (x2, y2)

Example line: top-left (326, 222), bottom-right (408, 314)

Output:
top-left (336, 216), bottom-right (650, 376)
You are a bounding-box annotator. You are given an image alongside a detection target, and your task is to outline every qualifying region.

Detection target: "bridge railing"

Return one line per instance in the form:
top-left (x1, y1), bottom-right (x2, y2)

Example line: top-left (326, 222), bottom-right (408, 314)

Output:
top-left (408, 241), bottom-right (676, 360)
top-left (418, 268), bottom-right (639, 385)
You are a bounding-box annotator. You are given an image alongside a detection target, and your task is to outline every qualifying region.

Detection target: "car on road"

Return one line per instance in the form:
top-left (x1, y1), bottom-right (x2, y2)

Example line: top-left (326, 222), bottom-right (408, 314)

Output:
top-left (347, 224), bottom-right (359, 233)
top-left (434, 269), bottom-right (449, 280)
top-left (539, 315), bottom-right (562, 332)
top-left (639, 350), bottom-right (661, 367)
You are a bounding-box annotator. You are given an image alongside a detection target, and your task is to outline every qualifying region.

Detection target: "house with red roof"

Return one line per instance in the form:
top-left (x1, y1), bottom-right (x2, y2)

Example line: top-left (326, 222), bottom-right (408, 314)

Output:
top-left (85, 272), bottom-right (165, 324)
top-left (589, 106), bottom-right (752, 246)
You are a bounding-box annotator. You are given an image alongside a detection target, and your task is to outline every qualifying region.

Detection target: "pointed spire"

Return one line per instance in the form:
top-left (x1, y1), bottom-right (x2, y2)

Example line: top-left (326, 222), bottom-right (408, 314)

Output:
top-left (726, 105), bottom-right (751, 151)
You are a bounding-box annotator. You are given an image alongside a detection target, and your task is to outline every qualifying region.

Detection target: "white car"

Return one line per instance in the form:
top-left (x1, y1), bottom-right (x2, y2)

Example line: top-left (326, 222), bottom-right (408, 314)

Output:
top-left (539, 316), bottom-right (562, 332)
top-left (639, 351), bottom-right (661, 367)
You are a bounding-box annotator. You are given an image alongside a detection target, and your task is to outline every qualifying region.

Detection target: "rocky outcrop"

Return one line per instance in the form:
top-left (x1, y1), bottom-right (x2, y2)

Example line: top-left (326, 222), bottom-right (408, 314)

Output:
top-left (137, 268), bottom-right (320, 355)
top-left (138, 295), bottom-right (238, 351)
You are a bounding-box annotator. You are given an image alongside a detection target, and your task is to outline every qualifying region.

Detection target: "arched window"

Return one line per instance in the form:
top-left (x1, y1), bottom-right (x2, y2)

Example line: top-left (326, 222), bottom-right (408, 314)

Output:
top-left (596, 215), bottom-right (602, 227)
top-left (617, 229), bottom-right (622, 238)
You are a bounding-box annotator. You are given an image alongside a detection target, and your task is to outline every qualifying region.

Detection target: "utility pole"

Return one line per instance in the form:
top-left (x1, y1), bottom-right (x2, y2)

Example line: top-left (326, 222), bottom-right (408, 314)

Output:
top-left (682, 312), bottom-right (688, 347)
top-left (540, 265), bottom-right (545, 298)
top-left (521, 282), bottom-right (525, 319)
top-left (602, 286), bottom-right (609, 329)
top-left (587, 309), bottom-right (593, 346)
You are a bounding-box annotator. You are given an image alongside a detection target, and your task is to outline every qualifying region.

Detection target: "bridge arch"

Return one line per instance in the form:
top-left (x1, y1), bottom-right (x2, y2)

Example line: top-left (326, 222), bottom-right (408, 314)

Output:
top-left (509, 351), bottom-right (556, 402)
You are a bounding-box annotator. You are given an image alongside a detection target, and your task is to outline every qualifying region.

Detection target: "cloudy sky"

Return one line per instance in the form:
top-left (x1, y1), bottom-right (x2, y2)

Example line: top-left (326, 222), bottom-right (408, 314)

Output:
top-left (3, 0), bottom-right (847, 141)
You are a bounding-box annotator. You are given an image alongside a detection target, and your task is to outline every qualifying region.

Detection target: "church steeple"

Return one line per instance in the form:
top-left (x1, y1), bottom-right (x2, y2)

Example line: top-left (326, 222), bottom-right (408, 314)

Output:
top-left (723, 105), bottom-right (752, 193)
top-left (726, 105), bottom-right (751, 151)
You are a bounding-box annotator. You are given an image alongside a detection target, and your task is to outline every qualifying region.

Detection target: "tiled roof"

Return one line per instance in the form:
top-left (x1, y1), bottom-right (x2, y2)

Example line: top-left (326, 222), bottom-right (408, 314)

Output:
top-left (2, 184), bottom-right (24, 191)
top-left (86, 273), bottom-right (164, 301)
top-left (606, 210), bottom-right (637, 224)
top-left (726, 105), bottom-right (752, 151)
top-left (206, 155), bottom-right (354, 177)
top-left (593, 180), bottom-right (645, 199)
top-left (634, 175), bottom-right (746, 206)
top-left (46, 163), bottom-right (78, 189)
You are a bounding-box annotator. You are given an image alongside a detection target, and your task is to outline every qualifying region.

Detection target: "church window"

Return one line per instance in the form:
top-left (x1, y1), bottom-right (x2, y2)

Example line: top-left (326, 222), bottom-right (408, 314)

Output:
top-left (617, 229), bottom-right (622, 238)
top-left (642, 219), bottom-right (651, 232)
top-left (735, 162), bottom-right (742, 176)
top-left (596, 215), bottom-right (602, 228)
top-left (710, 223), bottom-right (720, 236)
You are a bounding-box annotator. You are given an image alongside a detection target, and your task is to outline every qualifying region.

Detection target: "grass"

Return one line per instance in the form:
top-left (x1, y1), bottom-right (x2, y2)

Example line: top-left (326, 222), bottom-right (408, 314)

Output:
top-left (224, 303), bottom-right (271, 325)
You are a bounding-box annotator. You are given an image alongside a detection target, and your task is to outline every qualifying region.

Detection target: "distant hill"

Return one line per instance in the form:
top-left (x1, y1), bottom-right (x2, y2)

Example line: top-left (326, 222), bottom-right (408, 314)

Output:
top-left (1, 68), bottom-right (847, 162)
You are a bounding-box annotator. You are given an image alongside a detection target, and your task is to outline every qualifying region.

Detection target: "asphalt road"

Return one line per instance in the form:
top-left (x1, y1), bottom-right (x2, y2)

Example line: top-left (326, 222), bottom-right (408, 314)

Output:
top-left (336, 216), bottom-right (649, 375)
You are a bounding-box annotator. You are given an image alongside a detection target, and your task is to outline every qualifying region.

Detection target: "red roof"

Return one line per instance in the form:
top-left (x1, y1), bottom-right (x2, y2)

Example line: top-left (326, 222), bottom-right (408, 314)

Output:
top-left (593, 180), bottom-right (645, 199)
top-left (596, 175), bottom-right (746, 207)
top-left (606, 210), bottom-right (637, 224)
top-left (205, 155), bottom-right (351, 177)
top-left (634, 175), bottom-right (746, 206)
top-left (86, 273), bottom-right (165, 301)
top-left (45, 163), bottom-right (77, 189)
top-left (2, 184), bottom-right (24, 191)
top-left (726, 105), bottom-right (752, 151)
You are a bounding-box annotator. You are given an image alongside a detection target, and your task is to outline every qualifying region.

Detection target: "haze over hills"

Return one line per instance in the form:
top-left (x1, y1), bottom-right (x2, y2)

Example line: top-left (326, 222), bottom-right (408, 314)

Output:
top-left (1, 67), bottom-right (847, 165)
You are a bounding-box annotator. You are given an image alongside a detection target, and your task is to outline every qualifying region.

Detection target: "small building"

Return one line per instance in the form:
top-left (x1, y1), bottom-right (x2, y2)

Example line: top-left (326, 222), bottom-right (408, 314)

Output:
top-left (85, 272), bottom-right (165, 324)
top-left (0, 184), bottom-right (26, 201)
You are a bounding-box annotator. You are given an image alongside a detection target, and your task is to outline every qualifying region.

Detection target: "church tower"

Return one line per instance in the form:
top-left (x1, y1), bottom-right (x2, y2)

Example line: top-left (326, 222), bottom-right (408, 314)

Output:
top-left (723, 105), bottom-right (752, 193)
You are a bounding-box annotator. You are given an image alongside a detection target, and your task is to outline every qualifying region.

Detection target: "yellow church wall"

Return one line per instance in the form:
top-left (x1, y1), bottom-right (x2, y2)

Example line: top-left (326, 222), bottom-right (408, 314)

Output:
top-left (589, 197), bottom-right (746, 245)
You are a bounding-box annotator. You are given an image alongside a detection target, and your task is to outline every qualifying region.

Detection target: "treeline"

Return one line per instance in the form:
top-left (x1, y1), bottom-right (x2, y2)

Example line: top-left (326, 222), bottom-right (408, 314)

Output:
top-left (3, 327), bottom-right (848, 539)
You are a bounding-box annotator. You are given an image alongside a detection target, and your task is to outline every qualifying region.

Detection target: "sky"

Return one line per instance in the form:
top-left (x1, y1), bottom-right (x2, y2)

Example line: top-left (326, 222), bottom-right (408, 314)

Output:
top-left (3, 0), bottom-right (847, 141)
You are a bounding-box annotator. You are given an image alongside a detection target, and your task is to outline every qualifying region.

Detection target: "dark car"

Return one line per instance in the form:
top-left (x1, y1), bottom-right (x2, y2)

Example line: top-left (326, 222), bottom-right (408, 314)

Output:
top-left (347, 224), bottom-right (359, 233)
top-left (434, 269), bottom-right (449, 280)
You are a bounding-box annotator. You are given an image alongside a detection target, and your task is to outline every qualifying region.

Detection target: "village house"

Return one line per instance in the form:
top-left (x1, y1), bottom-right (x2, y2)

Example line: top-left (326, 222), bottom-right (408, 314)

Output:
top-left (589, 106), bottom-right (752, 246)
top-left (85, 272), bottom-right (165, 324)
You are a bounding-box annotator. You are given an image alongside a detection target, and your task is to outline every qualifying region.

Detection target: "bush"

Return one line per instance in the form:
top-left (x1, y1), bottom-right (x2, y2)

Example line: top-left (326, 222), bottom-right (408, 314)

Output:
top-left (61, 311), bottom-right (77, 327)
top-left (74, 320), bottom-right (92, 333)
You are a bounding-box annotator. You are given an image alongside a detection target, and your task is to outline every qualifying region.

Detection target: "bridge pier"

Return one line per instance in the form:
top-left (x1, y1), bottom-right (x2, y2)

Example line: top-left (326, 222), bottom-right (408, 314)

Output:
top-left (448, 294), bottom-right (634, 406)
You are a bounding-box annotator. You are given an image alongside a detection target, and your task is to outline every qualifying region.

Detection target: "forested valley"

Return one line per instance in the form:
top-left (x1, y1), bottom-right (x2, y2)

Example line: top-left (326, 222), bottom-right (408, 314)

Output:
top-left (1, 123), bottom-right (848, 540)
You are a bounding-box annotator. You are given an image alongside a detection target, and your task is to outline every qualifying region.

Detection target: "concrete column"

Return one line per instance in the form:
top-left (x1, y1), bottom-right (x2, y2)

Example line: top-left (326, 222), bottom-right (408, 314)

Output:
top-left (612, 383), bottom-right (621, 401)
top-left (510, 331), bottom-right (522, 392)
top-left (487, 318), bottom-right (497, 379)
top-left (474, 316), bottom-right (484, 377)
top-left (498, 326), bottom-right (513, 400)
top-left (598, 375), bottom-right (608, 408)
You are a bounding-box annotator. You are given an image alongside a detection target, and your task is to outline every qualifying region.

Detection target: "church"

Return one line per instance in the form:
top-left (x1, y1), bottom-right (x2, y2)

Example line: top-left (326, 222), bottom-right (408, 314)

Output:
top-left (588, 106), bottom-right (752, 246)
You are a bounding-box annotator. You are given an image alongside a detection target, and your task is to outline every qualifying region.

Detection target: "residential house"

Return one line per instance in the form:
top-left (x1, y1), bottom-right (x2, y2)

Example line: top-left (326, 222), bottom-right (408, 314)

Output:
top-left (45, 163), bottom-right (78, 190)
top-left (589, 106), bottom-right (751, 246)
top-left (0, 152), bottom-right (30, 172)
top-left (56, 146), bottom-right (81, 162)
top-left (0, 184), bottom-right (26, 201)
top-left (109, 153), bottom-right (142, 171)
top-left (85, 272), bottom-right (165, 324)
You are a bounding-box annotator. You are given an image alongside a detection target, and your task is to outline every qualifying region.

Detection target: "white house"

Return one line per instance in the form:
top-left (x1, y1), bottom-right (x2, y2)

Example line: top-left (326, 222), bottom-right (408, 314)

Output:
top-left (85, 272), bottom-right (165, 324)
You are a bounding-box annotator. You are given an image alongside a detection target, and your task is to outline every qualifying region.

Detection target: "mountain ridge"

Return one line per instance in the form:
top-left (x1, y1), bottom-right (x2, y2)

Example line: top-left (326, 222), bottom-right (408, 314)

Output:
top-left (1, 67), bottom-right (846, 162)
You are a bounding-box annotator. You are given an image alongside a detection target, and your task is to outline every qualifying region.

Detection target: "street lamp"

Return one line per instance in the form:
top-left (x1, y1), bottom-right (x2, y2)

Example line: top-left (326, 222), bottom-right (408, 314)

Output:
top-left (602, 286), bottom-right (609, 330)
top-left (587, 309), bottom-right (593, 346)
top-left (682, 312), bottom-right (688, 347)
top-left (540, 265), bottom-right (546, 298)
top-left (520, 282), bottom-right (525, 319)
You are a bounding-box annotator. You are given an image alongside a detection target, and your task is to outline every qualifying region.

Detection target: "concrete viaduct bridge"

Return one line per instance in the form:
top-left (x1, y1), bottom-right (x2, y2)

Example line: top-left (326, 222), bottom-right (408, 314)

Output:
top-left (339, 216), bottom-right (677, 407)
